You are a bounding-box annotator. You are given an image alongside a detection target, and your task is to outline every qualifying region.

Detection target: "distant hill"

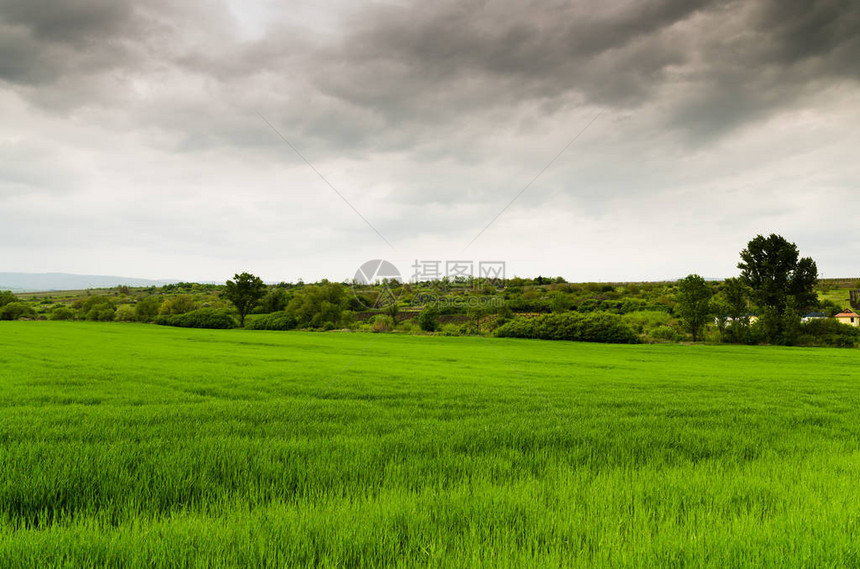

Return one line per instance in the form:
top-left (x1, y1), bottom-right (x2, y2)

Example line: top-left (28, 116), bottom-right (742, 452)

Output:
top-left (0, 273), bottom-right (178, 292)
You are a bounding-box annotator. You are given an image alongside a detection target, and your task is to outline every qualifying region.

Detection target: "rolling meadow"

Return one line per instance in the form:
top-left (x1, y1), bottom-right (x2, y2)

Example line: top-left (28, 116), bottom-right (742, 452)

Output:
top-left (2, 322), bottom-right (860, 567)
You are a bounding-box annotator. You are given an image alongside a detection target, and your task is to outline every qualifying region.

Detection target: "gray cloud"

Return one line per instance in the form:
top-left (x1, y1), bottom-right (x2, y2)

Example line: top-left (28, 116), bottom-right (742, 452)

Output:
top-left (0, 0), bottom-right (858, 280)
top-left (299, 0), bottom-right (859, 145)
top-left (3, 0), bottom-right (856, 146)
top-left (0, 0), bottom-right (136, 44)
top-left (0, 0), bottom-right (144, 87)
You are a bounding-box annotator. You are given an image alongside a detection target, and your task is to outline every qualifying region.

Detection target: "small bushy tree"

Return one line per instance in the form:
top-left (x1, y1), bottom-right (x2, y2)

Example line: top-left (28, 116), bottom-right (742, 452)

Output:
top-left (223, 272), bottom-right (266, 327)
top-left (467, 305), bottom-right (489, 334)
top-left (417, 305), bottom-right (439, 332)
top-left (0, 291), bottom-right (19, 308)
top-left (495, 303), bottom-right (514, 327)
top-left (286, 282), bottom-right (350, 329)
top-left (260, 287), bottom-right (289, 313)
top-left (549, 292), bottom-right (571, 313)
top-left (159, 295), bottom-right (198, 316)
top-left (73, 296), bottom-right (115, 322)
top-left (384, 302), bottom-right (400, 320)
top-left (370, 314), bottom-right (396, 333)
top-left (87, 305), bottom-right (115, 321)
top-left (135, 297), bottom-right (162, 322)
top-left (676, 274), bottom-right (713, 341)
top-left (50, 306), bottom-right (75, 321)
top-left (115, 304), bottom-right (137, 322)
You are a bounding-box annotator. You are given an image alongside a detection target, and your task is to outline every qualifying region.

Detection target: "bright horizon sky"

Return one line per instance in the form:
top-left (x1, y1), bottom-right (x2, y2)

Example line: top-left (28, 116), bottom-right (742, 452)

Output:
top-left (1, 0), bottom-right (858, 283)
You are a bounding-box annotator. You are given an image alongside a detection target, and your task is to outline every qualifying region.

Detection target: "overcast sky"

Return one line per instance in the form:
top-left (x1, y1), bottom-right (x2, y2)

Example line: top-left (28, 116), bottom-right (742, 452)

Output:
top-left (1, 0), bottom-right (858, 283)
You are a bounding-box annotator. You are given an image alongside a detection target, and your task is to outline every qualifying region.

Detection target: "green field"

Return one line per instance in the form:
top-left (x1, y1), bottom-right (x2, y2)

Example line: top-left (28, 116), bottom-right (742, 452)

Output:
top-left (2, 323), bottom-right (860, 567)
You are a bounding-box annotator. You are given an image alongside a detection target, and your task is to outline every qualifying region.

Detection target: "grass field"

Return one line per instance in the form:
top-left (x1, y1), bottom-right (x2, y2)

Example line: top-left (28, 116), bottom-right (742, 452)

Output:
top-left (2, 322), bottom-right (860, 567)
top-left (818, 287), bottom-right (853, 310)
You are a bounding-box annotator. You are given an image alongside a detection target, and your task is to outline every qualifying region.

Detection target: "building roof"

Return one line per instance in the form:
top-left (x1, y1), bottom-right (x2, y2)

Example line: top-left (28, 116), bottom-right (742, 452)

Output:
top-left (803, 312), bottom-right (827, 318)
top-left (835, 310), bottom-right (859, 318)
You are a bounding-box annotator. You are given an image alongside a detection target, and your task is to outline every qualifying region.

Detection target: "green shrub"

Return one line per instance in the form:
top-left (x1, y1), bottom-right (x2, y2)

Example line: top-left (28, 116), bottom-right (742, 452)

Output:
top-left (49, 306), bottom-right (76, 321)
top-left (622, 310), bottom-right (672, 334)
top-left (135, 297), bottom-right (162, 322)
top-left (440, 323), bottom-right (467, 336)
top-left (159, 295), bottom-right (199, 316)
top-left (746, 321), bottom-right (770, 345)
top-left (0, 302), bottom-right (36, 321)
top-left (494, 304), bottom-right (515, 328)
top-left (246, 311), bottom-right (298, 331)
top-left (115, 304), bottom-right (137, 322)
top-left (370, 314), bottom-right (396, 333)
top-left (799, 318), bottom-right (860, 348)
top-left (260, 288), bottom-right (290, 313)
top-left (648, 325), bottom-right (682, 342)
top-left (0, 291), bottom-right (19, 308)
top-left (417, 306), bottom-right (439, 332)
top-left (549, 292), bottom-right (571, 313)
top-left (286, 283), bottom-right (351, 328)
top-left (155, 308), bottom-right (238, 329)
top-left (495, 312), bottom-right (640, 344)
top-left (86, 305), bottom-right (115, 321)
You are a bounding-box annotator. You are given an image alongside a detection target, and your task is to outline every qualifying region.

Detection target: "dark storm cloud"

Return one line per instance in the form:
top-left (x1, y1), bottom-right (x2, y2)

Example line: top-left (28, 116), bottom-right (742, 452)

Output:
top-left (0, 0), bottom-right (145, 86)
top-left (754, 0), bottom-right (860, 70)
top-left (219, 0), bottom-right (860, 153)
top-left (0, 0), bottom-right (135, 45)
top-left (664, 0), bottom-right (860, 139)
top-left (1, 0), bottom-right (858, 146)
top-left (299, 0), bottom-right (860, 143)
top-left (0, 0), bottom-right (237, 113)
top-left (316, 0), bottom-right (710, 107)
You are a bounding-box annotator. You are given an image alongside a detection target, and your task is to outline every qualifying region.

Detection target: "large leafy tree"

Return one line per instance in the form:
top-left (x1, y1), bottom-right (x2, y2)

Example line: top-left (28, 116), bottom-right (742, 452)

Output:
top-left (737, 234), bottom-right (817, 344)
top-left (224, 272), bottom-right (267, 327)
top-left (286, 282), bottom-right (350, 329)
top-left (676, 274), bottom-right (714, 341)
top-left (738, 234), bottom-right (818, 312)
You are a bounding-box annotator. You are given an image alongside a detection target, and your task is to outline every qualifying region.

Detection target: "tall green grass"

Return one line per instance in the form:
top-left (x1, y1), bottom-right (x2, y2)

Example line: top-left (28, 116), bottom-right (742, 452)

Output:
top-left (1, 322), bottom-right (859, 567)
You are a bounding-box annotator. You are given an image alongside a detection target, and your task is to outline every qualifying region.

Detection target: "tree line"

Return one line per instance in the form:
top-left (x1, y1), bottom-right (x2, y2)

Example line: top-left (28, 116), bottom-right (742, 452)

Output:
top-left (676, 234), bottom-right (855, 346)
top-left (2, 234), bottom-right (858, 347)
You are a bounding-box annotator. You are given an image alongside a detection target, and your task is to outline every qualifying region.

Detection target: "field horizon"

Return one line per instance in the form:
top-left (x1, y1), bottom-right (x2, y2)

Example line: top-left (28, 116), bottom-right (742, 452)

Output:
top-left (2, 322), bottom-right (860, 567)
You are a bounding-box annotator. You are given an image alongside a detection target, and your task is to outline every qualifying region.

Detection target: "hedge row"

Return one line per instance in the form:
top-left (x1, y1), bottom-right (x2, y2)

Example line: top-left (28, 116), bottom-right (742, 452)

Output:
top-left (495, 312), bottom-right (641, 344)
top-left (155, 308), bottom-right (238, 329)
top-left (245, 311), bottom-right (298, 331)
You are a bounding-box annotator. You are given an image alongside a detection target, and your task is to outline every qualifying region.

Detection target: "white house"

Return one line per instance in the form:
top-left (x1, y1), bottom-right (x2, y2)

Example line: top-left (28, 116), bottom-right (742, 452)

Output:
top-left (801, 312), bottom-right (827, 323)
